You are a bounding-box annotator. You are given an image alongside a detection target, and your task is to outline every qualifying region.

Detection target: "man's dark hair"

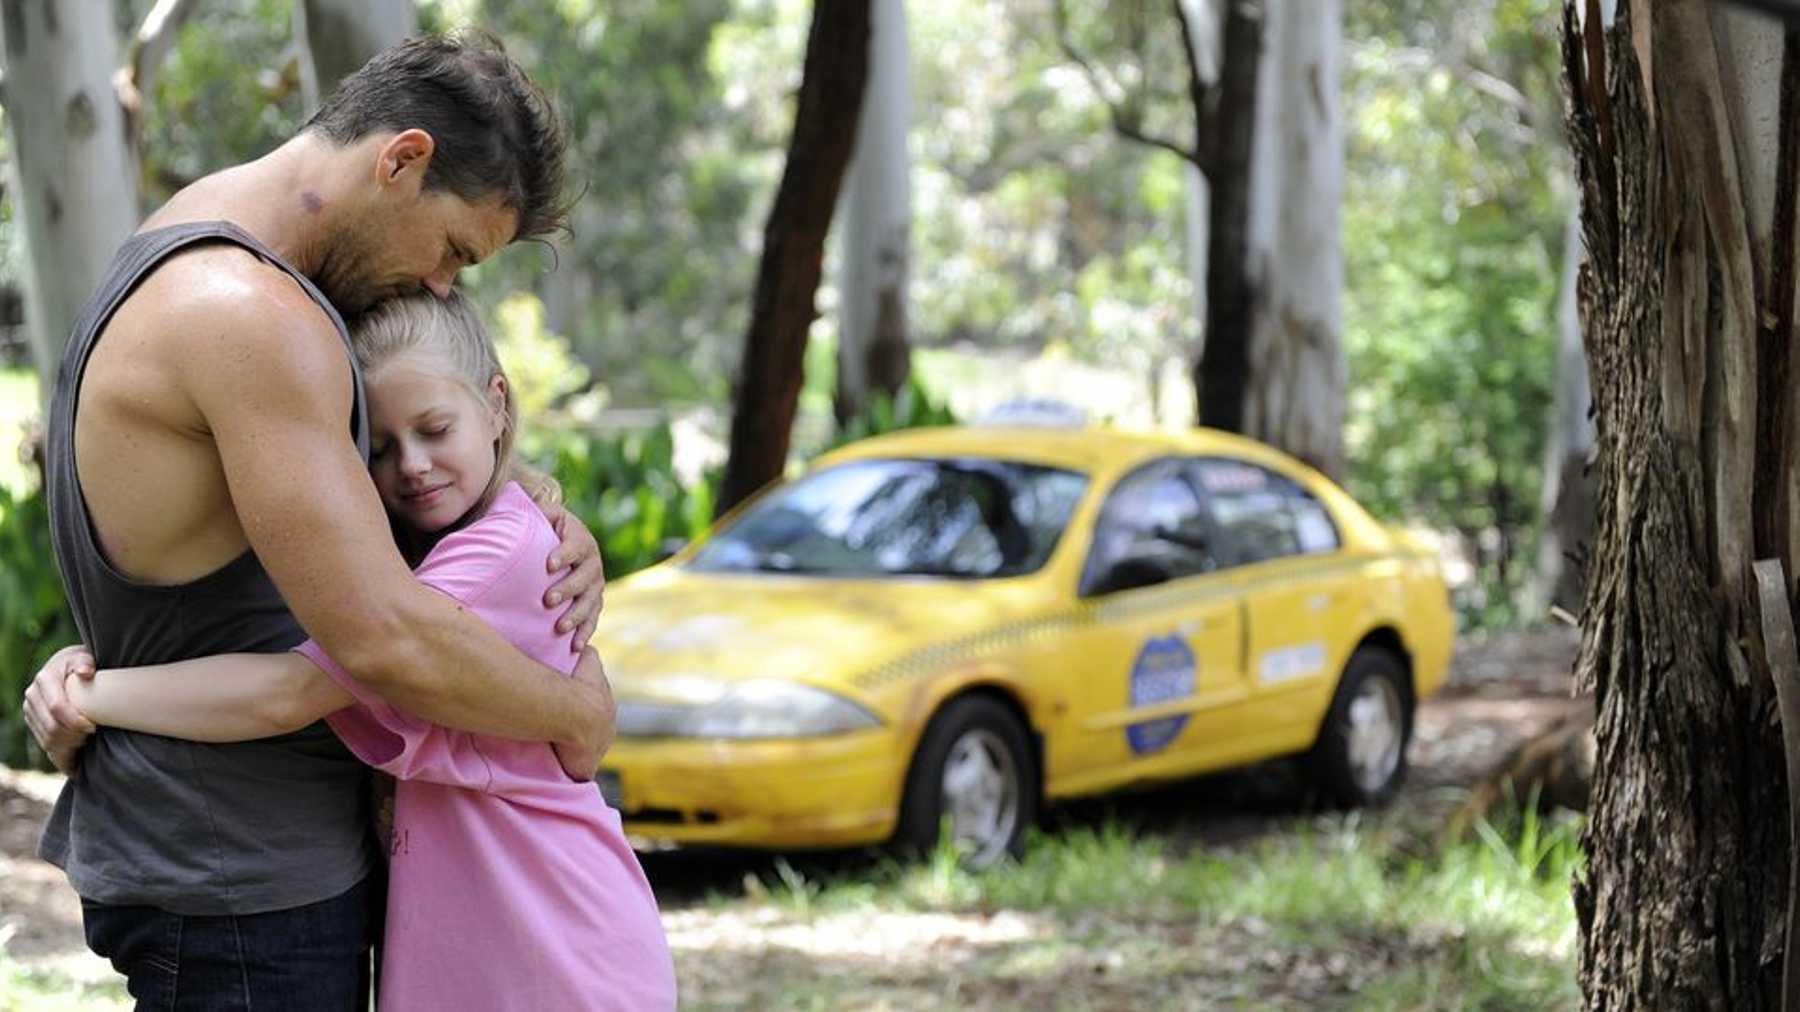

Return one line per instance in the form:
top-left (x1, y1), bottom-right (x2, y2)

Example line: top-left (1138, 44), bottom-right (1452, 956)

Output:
top-left (306, 30), bottom-right (570, 241)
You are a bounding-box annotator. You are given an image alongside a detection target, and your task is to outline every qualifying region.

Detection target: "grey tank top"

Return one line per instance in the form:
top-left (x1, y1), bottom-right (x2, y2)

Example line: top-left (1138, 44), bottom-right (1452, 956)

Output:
top-left (38, 221), bottom-right (378, 915)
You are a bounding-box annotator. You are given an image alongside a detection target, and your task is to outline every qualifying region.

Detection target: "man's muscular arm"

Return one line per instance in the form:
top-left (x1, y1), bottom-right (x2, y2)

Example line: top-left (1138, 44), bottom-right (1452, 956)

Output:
top-left (173, 277), bottom-right (611, 768)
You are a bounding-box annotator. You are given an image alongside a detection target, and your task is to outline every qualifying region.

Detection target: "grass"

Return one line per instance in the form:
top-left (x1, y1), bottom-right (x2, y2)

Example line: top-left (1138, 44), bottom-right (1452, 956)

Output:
top-left (5, 805), bottom-right (1581, 1010)
top-left (689, 805), bottom-right (1583, 1010)
top-left (0, 952), bottom-right (127, 1012)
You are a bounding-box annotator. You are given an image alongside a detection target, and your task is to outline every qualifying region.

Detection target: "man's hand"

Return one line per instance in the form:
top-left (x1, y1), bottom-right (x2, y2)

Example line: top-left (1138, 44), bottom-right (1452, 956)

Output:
top-left (21, 645), bottom-right (99, 775)
top-left (537, 499), bottom-right (606, 652)
top-left (551, 647), bottom-right (616, 782)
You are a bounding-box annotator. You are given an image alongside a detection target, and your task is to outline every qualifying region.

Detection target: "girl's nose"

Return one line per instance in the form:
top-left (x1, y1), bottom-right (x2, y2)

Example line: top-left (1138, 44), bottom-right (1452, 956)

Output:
top-left (398, 442), bottom-right (431, 477)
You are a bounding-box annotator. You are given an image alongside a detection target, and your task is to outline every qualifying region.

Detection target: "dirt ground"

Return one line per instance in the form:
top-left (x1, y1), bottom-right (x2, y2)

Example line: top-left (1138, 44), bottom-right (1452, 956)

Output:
top-left (0, 628), bottom-right (1584, 1006)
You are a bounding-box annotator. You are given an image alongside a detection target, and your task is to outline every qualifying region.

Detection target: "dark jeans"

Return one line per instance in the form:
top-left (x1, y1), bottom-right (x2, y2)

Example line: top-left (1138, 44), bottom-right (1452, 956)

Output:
top-left (80, 875), bottom-right (377, 1012)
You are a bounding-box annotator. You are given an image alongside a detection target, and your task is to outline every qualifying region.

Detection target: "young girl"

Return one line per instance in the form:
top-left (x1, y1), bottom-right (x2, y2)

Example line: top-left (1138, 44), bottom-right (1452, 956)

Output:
top-left (53, 291), bottom-right (676, 1012)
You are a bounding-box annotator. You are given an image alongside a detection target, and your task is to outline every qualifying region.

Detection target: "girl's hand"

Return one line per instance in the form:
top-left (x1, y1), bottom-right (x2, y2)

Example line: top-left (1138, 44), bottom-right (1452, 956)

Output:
top-left (21, 645), bottom-right (99, 775)
top-left (536, 498), bottom-right (606, 652)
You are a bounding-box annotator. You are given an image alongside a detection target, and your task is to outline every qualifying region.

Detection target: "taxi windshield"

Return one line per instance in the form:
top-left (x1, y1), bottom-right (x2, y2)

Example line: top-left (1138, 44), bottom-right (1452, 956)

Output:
top-left (688, 457), bottom-right (1089, 579)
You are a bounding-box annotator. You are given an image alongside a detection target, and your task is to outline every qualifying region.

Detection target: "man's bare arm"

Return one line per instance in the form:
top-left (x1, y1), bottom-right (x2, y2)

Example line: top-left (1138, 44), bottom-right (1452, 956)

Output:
top-left (171, 277), bottom-right (611, 762)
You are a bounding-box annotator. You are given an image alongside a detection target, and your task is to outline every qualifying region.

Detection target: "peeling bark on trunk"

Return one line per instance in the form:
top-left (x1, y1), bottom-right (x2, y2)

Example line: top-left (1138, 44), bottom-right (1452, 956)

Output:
top-left (1563, 1), bottom-right (1799, 1005)
top-left (295, 0), bottom-right (417, 112)
top-left (0, 0), bottom-right (140, 387)
top-left (715, 1), bottom-right (871, 517)
top-left (835, 0), bottom-right (911, 427)
top-left (1240, 0), bottom-right (1345, 480)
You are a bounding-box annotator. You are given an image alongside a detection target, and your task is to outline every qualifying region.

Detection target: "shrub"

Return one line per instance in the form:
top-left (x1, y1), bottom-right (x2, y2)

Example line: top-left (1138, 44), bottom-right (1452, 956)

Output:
top-left (538, 423), bottom-right (718, 581)
top-left (0, 488), bottom-right (79, 769)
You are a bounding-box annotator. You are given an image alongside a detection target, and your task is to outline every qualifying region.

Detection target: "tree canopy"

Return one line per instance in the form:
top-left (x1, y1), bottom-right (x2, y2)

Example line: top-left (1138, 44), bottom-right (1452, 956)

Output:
top-left (0, 0), bottom-right (1571, 624)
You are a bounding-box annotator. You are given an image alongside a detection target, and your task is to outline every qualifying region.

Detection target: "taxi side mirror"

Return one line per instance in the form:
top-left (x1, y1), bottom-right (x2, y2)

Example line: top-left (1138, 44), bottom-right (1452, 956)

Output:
top-left (1084, 555), bottom-right (1174, 597)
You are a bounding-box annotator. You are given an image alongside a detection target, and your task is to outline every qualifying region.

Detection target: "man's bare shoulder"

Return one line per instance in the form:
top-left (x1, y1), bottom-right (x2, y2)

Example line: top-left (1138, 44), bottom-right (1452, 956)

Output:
top-left (123, 246), bottom-right (344, 372)
top-left (140, 245), bottom-right (329, 330)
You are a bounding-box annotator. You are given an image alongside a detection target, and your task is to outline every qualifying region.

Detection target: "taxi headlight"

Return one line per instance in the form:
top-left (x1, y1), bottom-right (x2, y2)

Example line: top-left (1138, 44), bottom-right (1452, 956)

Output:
top-left (617, 679), bottom-right (882, 740)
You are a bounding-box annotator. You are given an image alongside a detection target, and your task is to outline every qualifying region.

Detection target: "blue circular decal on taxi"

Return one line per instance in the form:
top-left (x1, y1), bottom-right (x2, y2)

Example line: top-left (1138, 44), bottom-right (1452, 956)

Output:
top-left (1127, 635), bottom-right (1196, 755)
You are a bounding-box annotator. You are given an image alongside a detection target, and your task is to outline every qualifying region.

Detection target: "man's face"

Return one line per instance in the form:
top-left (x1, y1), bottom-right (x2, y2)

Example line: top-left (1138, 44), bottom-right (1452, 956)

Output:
top-left (315, 188), bottom-right (518, 316)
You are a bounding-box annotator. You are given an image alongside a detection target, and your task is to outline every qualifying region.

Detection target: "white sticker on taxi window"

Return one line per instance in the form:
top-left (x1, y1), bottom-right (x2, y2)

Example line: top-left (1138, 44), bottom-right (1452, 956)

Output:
top-left (1259, 642), bottom-right (1327, 684)
top-left (1198, 463), bottom-right (1271, 493)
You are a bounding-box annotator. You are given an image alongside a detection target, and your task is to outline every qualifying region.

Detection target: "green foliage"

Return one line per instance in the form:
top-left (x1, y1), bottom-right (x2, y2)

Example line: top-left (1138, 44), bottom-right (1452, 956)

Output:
top-left (824, 373), bottom-right (960, 453)
top-left (431, 0), bottom-right (757, 407)
top-left (0, 369), bottom-right (39, 496)
top-left (1341, 0), bottom-right (1567, 630)
top-left (538, 425), bottom-right (716, 580)
top-left (135, 0), bottom-right (304, 204)
top-left (908, 1), bottom-right (1193, 374)
top-left (490, 292), bottom-right (595, 419)
top-left (0, 488), bottom-right (79, 770)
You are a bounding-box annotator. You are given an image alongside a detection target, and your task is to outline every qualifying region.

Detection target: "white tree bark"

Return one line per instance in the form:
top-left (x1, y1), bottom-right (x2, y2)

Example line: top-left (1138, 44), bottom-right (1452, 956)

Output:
top-left (1242, 0), bottom-right (1346, 479)
top-left (834, 0), bottom-right (911, 425)
top-left (1184, 165), bottom-right (1208, 356)
top-left (0, 0), bottom-right (141, 386)
top-left (1181, 0), bottom-right (1215, 383)
top-left (294, 0), bottom-right (417, 113)
top-left (1529, 208), bottom-right (1594, 616)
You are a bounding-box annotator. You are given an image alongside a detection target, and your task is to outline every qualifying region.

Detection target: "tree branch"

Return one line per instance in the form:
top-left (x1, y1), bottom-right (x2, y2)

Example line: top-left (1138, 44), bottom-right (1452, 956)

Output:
top-left (1052, 0), bottom-right (1131, 109)
top-left (114, 0), bottom-right (201, 145)
top-left (1458, 61), bottom-right (1535, 125)
top-left (1054, 0), bottom-right (1204, 170)
top-left (1172, 0), bottom-right (1217, 173)
top-left (1110, 109), bottom-right (1203, 167)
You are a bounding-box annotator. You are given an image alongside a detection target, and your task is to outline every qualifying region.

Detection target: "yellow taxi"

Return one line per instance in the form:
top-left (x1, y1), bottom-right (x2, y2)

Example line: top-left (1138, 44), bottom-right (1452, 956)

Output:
top-left (594, 421), bottom-right (1454, 866)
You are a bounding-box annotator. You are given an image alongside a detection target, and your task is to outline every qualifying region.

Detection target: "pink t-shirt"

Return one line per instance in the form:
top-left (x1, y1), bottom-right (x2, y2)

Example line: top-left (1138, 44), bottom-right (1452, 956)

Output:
top-left (295, 483), bottom-right (675, 1012)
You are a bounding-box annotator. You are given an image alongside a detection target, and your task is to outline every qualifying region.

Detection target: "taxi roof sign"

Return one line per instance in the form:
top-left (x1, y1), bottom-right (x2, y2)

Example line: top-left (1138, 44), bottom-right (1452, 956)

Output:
top-left (971, 398), bottom-right (1090, 429)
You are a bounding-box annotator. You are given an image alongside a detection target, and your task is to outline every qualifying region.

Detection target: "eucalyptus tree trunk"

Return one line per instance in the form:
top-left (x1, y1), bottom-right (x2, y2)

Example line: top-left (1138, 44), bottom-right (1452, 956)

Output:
top-left (294, 0), bottom-right (416, 112)
top-left (1530, 209), bottom-right (1594, 618)
top-left (1194, 0), bottom-right (1262, 437)
top-left (1240, 0), bottom-right (1345, 479)
top-left (1563, 0), bottom-right (1798, 1004)
top-left (834, 0), bottom-right (911, 427)
top-left (0, 0), bottom-right (140, 387)
top-left (716, 0), bottom-right (870, 517)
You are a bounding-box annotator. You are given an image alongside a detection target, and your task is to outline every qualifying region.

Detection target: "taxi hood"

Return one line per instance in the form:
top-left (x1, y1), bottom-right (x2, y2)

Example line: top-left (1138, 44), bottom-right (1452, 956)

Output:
top-left (593, 566), bottom-right (1055, 700)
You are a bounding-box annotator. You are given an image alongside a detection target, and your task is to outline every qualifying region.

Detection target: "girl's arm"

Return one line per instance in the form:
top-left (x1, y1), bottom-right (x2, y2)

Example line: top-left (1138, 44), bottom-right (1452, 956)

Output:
top-left (65, 651), bottom-right (353, 743)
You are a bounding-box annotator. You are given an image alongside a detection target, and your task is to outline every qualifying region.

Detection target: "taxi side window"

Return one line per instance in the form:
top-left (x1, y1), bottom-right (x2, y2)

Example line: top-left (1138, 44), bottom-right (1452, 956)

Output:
top-left (1190, 458), bottom-right (1339, 568)
top-left (1080, 460), bottom-right (1217, 596)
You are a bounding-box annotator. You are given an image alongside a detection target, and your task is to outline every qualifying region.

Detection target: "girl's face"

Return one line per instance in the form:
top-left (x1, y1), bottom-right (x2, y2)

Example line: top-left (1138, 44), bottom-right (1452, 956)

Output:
top-left (366, 352), bottom-right (507, 533)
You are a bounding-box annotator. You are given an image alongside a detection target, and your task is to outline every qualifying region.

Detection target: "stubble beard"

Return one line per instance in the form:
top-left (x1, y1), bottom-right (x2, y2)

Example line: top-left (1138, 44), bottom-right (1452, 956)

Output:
top-left (313, 229), bottom-right (405, 317)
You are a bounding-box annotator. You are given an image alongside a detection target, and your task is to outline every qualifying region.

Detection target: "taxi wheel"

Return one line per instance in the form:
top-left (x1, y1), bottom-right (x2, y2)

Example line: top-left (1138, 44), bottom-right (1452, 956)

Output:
top-left (1307, 647), bottom-right (1412, 807)
top-left (895, 697), bottom-right (1037, 870)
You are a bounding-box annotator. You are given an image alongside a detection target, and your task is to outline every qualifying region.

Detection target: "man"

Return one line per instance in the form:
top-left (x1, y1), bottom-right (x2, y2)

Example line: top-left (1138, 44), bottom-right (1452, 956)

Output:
top-left (18, 33), bottom-right (613, 1010)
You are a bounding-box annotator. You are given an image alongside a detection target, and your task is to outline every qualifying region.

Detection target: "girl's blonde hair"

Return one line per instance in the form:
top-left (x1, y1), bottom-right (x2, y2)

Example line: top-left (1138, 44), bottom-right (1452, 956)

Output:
top-left (350, 291), bottom-right (558, 554)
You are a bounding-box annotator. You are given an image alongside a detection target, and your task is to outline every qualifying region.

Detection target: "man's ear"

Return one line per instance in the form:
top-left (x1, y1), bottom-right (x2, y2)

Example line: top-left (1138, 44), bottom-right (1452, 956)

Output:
top-left (375, 129), bottom-right (436, 191)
